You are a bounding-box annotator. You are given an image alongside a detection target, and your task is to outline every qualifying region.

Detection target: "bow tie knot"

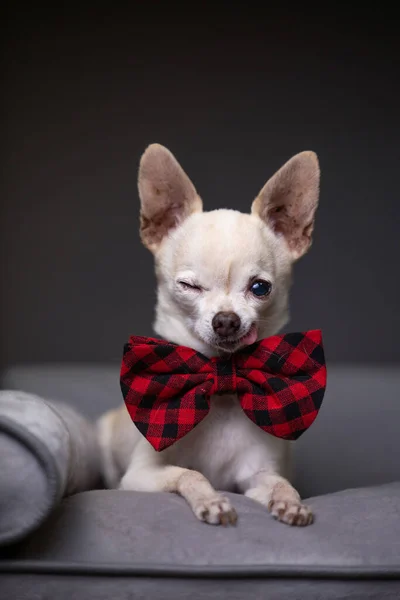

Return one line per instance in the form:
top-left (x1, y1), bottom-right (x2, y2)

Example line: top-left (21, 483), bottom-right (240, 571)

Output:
top-left (210, 358), bottom-right (237, 395)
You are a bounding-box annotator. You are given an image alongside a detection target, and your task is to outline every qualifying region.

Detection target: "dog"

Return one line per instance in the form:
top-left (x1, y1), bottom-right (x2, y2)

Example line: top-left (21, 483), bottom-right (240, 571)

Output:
top-left (97, 143), bottom-right (320, 526)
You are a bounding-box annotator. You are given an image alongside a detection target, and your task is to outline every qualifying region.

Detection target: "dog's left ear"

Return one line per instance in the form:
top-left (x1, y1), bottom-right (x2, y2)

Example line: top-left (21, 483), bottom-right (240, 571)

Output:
top-left (251, 152), bottom-right (320, 260)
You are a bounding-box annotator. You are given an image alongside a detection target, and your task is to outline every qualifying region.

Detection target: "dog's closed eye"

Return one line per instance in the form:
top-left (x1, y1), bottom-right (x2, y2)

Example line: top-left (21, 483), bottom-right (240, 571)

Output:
top-left (178, 281), bottom-right (203, 292)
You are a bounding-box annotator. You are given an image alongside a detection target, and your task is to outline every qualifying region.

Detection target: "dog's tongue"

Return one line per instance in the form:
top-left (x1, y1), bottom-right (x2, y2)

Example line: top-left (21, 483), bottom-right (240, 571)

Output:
top-left (241, 325), bottom-right (258, 347)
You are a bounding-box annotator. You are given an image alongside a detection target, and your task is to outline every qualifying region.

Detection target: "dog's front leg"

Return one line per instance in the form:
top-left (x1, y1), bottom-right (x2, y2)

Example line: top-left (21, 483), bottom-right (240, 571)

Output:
top-left (238, 470), bottom-right (313, 526)
top-left (120, 449), bottom-right (237, 526)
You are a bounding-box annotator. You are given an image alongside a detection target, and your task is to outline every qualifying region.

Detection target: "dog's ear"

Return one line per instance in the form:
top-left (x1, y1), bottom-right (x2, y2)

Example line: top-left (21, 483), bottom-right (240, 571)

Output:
top-left (251, 151), bottom-right (320, 260)
top-left (138, 144), bottom-right (203, 252)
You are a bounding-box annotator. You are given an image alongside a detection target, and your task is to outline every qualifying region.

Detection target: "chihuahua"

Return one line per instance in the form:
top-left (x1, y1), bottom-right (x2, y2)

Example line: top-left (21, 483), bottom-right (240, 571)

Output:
top-left (97, 143), bottom-right (320, 526)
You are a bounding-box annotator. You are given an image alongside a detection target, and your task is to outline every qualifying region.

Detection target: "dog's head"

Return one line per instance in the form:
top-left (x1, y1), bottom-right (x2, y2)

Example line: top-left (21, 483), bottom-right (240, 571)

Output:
top-left (138, 144), bottom-right (320, 356)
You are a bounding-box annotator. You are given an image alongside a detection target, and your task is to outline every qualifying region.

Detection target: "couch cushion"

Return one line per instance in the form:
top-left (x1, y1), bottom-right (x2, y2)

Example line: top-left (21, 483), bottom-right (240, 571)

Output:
top-left (2, 483), bottom-right (400, 599)
top-left (2, 482), bottom-right (400, 566)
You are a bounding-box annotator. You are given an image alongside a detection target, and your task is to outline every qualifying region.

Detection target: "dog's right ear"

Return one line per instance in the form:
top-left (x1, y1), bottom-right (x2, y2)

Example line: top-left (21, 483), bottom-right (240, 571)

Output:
top-left (138, 144), bottom-right (203, 253)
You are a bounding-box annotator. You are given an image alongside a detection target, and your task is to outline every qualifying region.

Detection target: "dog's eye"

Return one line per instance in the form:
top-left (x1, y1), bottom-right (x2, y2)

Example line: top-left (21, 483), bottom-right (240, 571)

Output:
top-left (178, 281), bottom-right (202, 292)
top-left (250, 280), bottom-right (272, 297)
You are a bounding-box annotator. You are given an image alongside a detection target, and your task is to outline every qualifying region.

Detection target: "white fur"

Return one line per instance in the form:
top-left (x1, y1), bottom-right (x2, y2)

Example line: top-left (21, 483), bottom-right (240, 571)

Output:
top-left (97, 145), bottom-right (320, 526)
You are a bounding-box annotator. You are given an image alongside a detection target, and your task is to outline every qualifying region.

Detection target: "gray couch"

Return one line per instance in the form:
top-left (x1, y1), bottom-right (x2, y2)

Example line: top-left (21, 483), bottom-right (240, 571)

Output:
top-left (1, 364), bottom-right (399, 599)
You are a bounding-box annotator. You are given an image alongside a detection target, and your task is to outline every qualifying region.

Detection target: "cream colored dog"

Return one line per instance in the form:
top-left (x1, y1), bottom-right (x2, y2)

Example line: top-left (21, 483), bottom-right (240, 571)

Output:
top-left (97, 143), bottom-right (320, 526)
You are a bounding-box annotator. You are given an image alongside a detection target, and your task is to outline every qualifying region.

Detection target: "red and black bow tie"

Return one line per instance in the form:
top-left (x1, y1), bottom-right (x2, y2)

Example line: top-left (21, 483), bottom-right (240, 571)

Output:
top-left (120, 330), bottom-right (327, 451)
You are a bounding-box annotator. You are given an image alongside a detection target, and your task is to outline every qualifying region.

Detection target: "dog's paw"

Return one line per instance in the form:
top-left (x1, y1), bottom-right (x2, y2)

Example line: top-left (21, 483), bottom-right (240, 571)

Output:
top-left (268, 499), bottom-right (313, 526)
top-left (193, 495), bottom-right (238, 526)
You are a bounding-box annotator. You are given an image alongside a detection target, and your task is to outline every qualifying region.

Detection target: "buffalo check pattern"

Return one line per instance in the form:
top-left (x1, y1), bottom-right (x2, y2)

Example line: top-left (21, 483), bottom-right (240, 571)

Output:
top-left (120, 330), bottom-right (327, 451)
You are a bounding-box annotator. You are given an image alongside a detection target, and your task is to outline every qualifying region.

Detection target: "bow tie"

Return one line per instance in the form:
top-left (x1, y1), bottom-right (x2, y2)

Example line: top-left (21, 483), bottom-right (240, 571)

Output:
top-left (120, 330), bottom-right (326, 451)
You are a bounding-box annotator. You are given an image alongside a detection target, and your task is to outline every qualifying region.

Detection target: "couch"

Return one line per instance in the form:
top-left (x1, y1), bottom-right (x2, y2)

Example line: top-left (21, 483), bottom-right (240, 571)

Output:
top-left (0, 363), bottom-right (399, 599)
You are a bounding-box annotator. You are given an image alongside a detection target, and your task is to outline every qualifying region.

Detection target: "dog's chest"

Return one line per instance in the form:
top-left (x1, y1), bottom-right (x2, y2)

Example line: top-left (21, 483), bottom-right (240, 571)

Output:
top-left (169, 393), bottom-right (282, 490)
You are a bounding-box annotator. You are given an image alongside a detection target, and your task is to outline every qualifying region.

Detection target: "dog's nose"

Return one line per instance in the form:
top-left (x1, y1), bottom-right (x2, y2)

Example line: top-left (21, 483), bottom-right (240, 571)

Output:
top-left (212, 312), bottom-right (241, 337)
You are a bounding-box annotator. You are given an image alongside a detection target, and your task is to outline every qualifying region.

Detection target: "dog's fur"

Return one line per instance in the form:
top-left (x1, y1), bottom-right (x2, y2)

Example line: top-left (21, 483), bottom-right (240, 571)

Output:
top-left (97, 144), bottom-right (320, 526)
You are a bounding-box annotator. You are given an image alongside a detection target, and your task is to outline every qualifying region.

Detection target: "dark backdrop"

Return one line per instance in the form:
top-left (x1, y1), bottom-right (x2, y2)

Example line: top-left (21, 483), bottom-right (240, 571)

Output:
top-left (1, 5), bottom-right (399, 366)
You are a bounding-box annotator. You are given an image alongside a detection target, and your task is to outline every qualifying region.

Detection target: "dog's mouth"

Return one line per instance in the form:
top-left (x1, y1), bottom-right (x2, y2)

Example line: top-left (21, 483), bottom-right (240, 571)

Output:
top-left (213, 323), bottom-right (258, 353)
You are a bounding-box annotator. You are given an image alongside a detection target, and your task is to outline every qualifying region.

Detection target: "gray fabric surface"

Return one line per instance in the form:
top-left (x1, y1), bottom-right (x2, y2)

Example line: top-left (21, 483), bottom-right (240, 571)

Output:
top-left (1, 575), bottom-right (400, 600)
top-left (0, 391), bottom-right (102, 546)
top-left (8, 483), bottom-right (400, 568)
top-left (2, 483), bottom-right (400, 599)
top-left (0, 427), bottom-right (55, 546)
top-left (2, 365), bottom-right (399, 497)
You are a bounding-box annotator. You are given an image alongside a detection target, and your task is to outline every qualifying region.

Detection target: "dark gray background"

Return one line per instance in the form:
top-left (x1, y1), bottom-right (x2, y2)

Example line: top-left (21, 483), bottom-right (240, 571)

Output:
top-left (1, 5), bottom-right (399, 366)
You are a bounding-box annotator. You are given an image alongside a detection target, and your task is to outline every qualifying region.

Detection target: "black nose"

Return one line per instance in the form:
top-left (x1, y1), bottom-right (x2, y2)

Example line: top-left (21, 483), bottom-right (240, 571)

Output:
top-left (212, 312), bottom-right (241, 337)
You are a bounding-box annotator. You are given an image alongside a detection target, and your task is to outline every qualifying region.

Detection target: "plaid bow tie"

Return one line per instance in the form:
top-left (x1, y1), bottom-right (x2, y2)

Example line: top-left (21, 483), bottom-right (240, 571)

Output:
top-left (120, 330), bottom-right (326, 451)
